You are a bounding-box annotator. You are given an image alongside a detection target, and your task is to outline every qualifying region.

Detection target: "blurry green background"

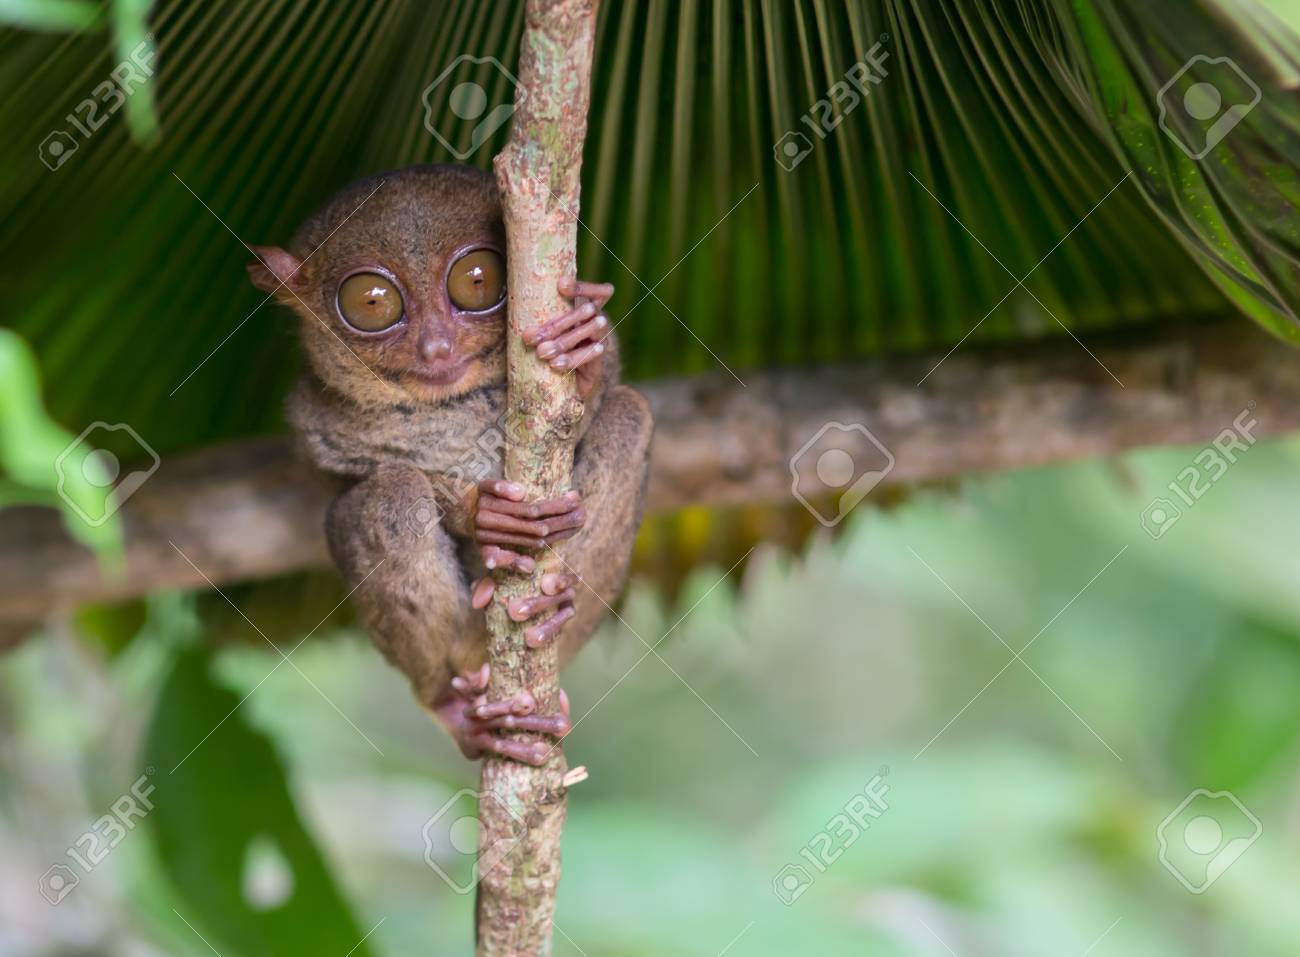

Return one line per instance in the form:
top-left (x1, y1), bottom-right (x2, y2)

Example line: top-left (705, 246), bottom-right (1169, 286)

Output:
top-left (6, 434), bottom-right (1300, 956)
top-left (4, 0), bottom-right (1300, 954)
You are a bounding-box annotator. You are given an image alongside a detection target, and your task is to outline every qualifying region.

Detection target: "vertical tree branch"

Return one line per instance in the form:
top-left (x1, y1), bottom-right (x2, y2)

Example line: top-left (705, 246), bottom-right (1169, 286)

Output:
top-left (476, 1), bottom-right (598, 953)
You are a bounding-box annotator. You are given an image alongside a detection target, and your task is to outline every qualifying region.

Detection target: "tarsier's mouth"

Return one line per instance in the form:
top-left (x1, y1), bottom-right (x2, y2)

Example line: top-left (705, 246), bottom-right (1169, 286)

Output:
top-left (409, 365), bottom-right (467, 385)
top-left (388, 359), bottom-right (471, 388)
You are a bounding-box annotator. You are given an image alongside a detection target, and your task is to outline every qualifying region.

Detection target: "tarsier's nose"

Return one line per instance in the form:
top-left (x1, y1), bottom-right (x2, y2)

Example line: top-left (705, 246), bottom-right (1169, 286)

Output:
top-left (418, 328), bottom-right (453, 361)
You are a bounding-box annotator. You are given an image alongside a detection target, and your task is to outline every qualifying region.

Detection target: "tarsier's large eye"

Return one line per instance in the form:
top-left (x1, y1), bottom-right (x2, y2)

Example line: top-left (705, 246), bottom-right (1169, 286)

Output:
top-left (337, 273), bottom-right (404, 332)
top-left (447, 249), bottom-right (505, 312)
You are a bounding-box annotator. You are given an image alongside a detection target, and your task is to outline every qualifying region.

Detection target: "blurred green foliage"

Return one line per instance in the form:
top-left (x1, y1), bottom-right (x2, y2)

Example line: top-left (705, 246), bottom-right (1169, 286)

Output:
top-left (5, 434), bottom-right (1300, 955)
top-left (141, 645), bottom-right (374, 957)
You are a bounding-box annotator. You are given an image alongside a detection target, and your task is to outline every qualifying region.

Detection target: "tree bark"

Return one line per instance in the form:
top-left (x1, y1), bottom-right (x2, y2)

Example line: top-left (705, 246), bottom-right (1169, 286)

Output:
top-left (474, 1), bottom-right (599, 953)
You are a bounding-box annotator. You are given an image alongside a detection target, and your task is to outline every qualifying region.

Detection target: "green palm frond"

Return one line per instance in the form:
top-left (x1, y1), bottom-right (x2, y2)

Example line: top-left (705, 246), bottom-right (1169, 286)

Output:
top-left (1, 0), bottom-right (1296, 456)
top-left (1050, 0), bottom-right (1300, 340)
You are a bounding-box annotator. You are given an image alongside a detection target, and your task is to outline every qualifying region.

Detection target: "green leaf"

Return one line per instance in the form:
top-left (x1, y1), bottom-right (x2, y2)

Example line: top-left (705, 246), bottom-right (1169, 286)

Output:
top-left (143, 646), bottom-right (375, 957)
top-left (0, 328), bottom-right (122, 560)
top-left (1171, 617), bottom-right (1300, 790)
top-left (1054, 0), bottom-right (1300, 339)
top-left (111, 0), bottom-right (160, 145)
top-left (75, 598), bottom-right (150, 656)
top-left (0, 0), bottom-right (99, 31)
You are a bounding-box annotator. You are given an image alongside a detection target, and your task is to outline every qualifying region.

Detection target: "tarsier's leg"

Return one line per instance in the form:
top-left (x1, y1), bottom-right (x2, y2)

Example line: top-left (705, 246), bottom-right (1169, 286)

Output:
top-left (326, 464), bottom-right (480, 708)
top-left (327, 465), bottom-right (571, 764)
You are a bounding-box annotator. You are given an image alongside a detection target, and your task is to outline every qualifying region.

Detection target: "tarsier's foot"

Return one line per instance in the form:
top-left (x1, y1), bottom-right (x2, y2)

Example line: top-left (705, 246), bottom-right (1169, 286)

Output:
top-left (434, 663), bottom-right (571, 765)
top-left (523, 277), bottom-right (615, 398)
top-left (472, 478), bottom-right (586, 646)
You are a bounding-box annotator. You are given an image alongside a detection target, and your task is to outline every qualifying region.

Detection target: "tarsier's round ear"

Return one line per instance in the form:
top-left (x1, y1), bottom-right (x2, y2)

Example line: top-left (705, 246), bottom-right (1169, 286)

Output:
top-left (247, 245), bottom-right (306, 295)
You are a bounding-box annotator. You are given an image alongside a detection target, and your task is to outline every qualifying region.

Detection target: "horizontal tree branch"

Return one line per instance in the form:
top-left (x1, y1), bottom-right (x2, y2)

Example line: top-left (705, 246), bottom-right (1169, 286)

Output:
top-left (3, 316), bottom-right (1296, 629)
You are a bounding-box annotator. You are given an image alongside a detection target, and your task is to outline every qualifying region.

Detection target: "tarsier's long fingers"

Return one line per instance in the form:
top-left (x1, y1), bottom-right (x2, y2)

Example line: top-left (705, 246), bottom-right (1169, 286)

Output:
top-left (450, 663), bottom-right (490, 699)
top-left (540, 571), bottom-right (580, 596)
top-left (478, 546), bottom-right (534, 575)
top-left (556, 342), bottom-right (606, 372)
top-left (530, 308), bottom-right (609, 371)
top-left (478, 485), bottom-right (580, 519)
top-left (524, 301), bottom-right (603, 347)
top-left (542, 315), bottom-right (610, 358)
top-left (507, 588), bottom-right (577, 623)
top-left (471, 712), bottom-right (571, 735)
top-left (477, 506), bottom-right (586, 540)
top-left (458, 732), bottom-right (547, 765)
top-left (472, 483), bottom-right (585, 651)
top-left (528, 691), bottom-right (575, 766)
top-left (476, 526), bottom-right (581, 551)
top-left (525, 605), bottom-right (576, 648)
top-left (462, 687), bottom-right (571, 765)
top-left (541, 330), bottom-right (607, 372)
top-left (441, 667), bottom-right (571, 765)
top-left (523, 278), bottom-right (616, 385)
top-left (479, 479), bottom-right (526, 501)
top-left (476, 486), bottom-right (585, 552)
top-left (471, 691), bottom-right (536, 719)
top-left (471, 577), bottom-right (496, 609)
top-left (558, 277), bottom-right (614, 309)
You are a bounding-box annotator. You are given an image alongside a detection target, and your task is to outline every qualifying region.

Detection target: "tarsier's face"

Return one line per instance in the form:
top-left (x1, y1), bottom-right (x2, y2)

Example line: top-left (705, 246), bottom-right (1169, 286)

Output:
top-left (248, 165), bottom-right (508, 405)
top-left (327, 242), bottom-right (506, 400)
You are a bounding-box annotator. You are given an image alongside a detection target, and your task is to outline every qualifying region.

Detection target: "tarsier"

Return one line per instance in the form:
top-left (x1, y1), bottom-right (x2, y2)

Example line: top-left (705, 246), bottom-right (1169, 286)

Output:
top-left (248, 164), bottom-right (653, 764)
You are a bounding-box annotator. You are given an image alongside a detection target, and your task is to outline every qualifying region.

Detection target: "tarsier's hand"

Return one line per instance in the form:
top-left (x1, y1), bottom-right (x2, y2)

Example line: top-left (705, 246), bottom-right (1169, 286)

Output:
top-left (470, 478), bottom-right (586, 648)
top-left (523, 277), bottom-right (614, 398)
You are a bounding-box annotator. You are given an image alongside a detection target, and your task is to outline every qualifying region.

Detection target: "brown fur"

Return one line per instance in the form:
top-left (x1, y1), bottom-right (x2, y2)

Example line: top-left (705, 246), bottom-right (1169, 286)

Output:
top-left (251, 164), bottom-right (652, 713)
